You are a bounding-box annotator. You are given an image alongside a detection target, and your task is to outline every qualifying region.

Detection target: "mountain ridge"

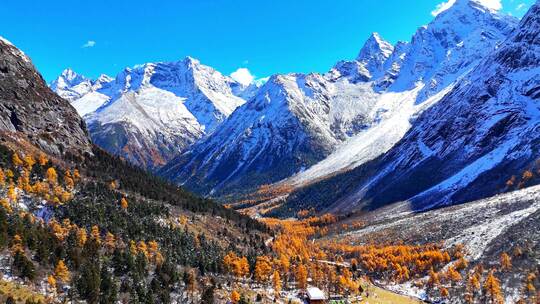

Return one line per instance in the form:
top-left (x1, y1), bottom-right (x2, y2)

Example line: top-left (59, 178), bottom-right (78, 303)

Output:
top-left (159, 0), bottom-right (519, 199)
top-left (52, 57), bottom-right (253, 169)
top-left (271, 0), bottom-right (540, 217)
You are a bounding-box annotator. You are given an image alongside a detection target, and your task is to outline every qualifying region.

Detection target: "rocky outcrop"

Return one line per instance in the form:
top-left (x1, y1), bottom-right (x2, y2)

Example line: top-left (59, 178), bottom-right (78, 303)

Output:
top-left (0, 37), bottom-right (91, 158)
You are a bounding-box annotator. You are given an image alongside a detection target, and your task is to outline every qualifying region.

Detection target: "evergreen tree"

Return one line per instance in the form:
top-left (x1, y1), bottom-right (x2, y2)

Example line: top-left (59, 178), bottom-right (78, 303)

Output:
top-left (99, 265), bottom-right (118, 304)
top-left (13, 251), bottom-right (36, 281)
top-left (76, 261), bottom-right (101, 303)
top-left (200, 285), bottom-right (215, 304)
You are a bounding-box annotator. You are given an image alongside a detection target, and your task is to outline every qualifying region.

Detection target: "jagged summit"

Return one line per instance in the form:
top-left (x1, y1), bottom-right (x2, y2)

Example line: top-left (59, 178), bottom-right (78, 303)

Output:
top-left (159, 0), bottom-right (519, 198)
top-left (433, 0), bottom-right (503, 17)
top-left (328, 33), bottom-right (393, 83)
top-left (60, 68), bottom-right (86, 83)
top-left (356, 32), bottom-right (394, 63)
top-left (52, 56), bottom-right (250, 169)
top-left (96, 73), bottom-right (113, 83)
top-left (50, 68), bottom-right (88, 91)
top-left (388, 0), bottom-right (517, 98)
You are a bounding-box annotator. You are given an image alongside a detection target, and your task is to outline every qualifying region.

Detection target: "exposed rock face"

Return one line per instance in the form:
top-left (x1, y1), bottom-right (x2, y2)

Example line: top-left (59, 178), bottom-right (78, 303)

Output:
top-left (276, 0), bottom-right (540, 216)
top-left (160, 0), bottom-right (519, 199)
top-left (0, 37), bottom-right (91, 158)
top-left (52, 57), bottom-right (250, 170)
top-left (159, 73), bottom-right (380, 197)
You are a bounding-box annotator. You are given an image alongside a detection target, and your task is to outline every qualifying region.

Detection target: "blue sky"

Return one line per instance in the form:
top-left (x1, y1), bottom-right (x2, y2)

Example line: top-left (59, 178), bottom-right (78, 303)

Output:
top-left (0, 0), bottom-right (533, 82)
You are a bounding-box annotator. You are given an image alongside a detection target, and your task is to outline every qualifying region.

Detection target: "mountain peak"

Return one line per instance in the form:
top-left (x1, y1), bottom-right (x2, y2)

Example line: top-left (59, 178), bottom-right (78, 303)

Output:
top-left (96, 74), bottom-right (113, 83)
top-left (433, 0), bottom-right (503, 17)
top-left (50, 68), bottom-right (89, 92)
top-left (182, 56), bottom-right (200, 66)
top-left (357, 32), bottom-right (394, 61)
top-left (352, 32), bottom-right (394, 79)
top-left (59, 68), bottom-right (86, 82)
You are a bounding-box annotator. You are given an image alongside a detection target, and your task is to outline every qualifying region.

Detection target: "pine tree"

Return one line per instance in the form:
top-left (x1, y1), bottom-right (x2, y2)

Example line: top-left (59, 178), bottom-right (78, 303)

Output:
top-left (64, 170), bottom-right (75, 190)
top-left (130, 240), bottom-right (138, 256)
top-left (428, 267), bottom-right (440, 287)
top-left (200, 285), bottom-right (215, 304)
top-left (137, 241), bottom-right (149, 258)
top-left (54, 260), bottom-right (70, 283)
top-left (295, 264), bottom-right (308, 290)
top-left (38, 153), bottom-right (48, 166)
top-left (12, 153), bottom-right (23, 167)
top-left (105, 232), bottom-right (116, 252)
top-left (100, 266), bottom-right (118, 304)
top-left (77, 227), bottom-right (87, 247)
top-left (186, 269), bottom-right (198, 301)
top-left (231, 290), bottom-right (240, 304)
top-left (90, 225), bottom-right (101, 244)
top-left (254, 255), bottom-right (273, 283)
top-left (23, 155), bottom-right (35, 170)
top-left (447, 266), bottom-right (462, 282)
top-left (7, 184), bottom-right (17, 202)
top-left (120, 197), bottom-right (128, 211)
top-left (273, 270), bottom-right (282, 297)
top-left (47, 275), bottom-right (57, 290)
top-left (13, 251), bottom-right (36, 281)
top-left (484, 270), bottom-right (503, 304)
top-left (500, 252), bottom-right (512, 271)
top-left (46, 167), bottom-right (58, 185)
top-left (76, 261), bottom-right (100, 303)
top-left (0, 168), bottom-right (5, 187)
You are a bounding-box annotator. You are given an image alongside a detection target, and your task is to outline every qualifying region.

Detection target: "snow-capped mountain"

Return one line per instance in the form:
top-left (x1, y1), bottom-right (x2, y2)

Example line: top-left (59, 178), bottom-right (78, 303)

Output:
top-left (160, 0), bottom-right (517, 198)
top-left (281, 0), bottom-right (517, 189)
top-left (389, 0), bottom-right (516, 101)
top-left (328, 33), bottom-right (394, 83)
top-left (159, 73), bottom-right (382, 195)
top-left (51, 70), bottom-right (114, 116)
top-left (276, 0), bottom-right (540, 215)
top-left (52, 57), bottom-right (249, 169)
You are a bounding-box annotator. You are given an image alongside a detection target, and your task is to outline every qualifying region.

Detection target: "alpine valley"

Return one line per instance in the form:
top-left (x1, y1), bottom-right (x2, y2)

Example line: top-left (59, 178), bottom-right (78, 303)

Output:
top-left (0, 0), bottom-right (537, 303)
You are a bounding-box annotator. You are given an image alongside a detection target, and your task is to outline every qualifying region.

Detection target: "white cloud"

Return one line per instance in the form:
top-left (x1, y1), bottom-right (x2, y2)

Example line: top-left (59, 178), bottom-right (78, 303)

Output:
top-left (432, 0), bottom-right (457, 16)
top-left (230, 68), bottom-right (254, 86)
top-left (476, 0), bottom-right (503, 10)
top-left (516, 3), bottom-right (526, 10)
top-left (82, 40), bottom-right (96, 48)
top-left (432, 0), bottom-right (502, 16)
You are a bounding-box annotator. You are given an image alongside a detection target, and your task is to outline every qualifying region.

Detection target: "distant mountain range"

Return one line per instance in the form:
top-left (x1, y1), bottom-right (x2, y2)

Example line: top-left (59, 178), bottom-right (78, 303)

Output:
top-left (52, 0), bottom-right (540, 217)
top-left (51, 57), bottom-right (256, 169)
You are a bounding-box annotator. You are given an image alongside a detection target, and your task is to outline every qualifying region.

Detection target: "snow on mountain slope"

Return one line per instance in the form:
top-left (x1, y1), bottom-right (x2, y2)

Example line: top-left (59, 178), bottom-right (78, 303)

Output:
top-left (284, 85), bottom-right (455, 187)
top-left (159, 73), bottom-right (382, 196)
top-left (276, 0), bottom-right (540, 216)
top-left (276, 0), bottom-right (516, 189)
top-left (87, 85), bottom-right (203, 169)
top-left (390, 0), bottom-right (516, 100)
top-left (327, 33), bottom-right (394, 83)
top-left (52, 57), bottom-right (249, 169)
top-left (139, 57), bottom-right (246, 133)
top-left (50, 69), bottom-right (114, 115)
top-left (160, 0), bottom-right (518, 198)
top-left (333, 184), bottom-right (540, 301)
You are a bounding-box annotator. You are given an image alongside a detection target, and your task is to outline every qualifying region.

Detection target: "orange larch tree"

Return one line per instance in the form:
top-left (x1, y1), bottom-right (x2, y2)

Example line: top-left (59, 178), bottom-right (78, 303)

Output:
top-left (255, 255), bottom-right (273, 283)
top-left (483, 270), bottom-right (503, 304)
top-left (500, 252), bottom-right (512, 271)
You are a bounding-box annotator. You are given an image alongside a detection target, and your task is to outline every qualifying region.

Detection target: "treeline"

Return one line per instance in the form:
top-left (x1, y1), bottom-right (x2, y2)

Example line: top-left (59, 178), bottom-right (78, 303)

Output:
top-left (0, 143), bottom-right (272, 303)
top-left (60, 181), bottom-right (225, 275)
top-left (84, 147), bottom-right (268, 233)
